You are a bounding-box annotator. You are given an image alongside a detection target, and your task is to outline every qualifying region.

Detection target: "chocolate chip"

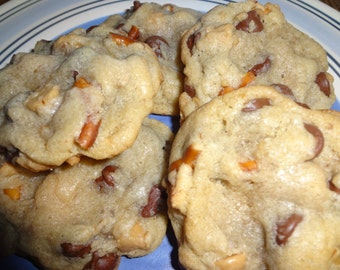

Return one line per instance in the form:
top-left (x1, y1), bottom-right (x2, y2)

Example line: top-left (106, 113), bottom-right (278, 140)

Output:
top-left (124, 1), bottom-right (142, 18)
top-left (141, 185), bottom-right (166, 217)
top-left (9, 54), bottom-right (18, 65)
top-left (236, 10), bottom-right (264, 33)
top-left (242, 98), bottom-right (271, 112)
top-left (184, 84), bottom-right (196, 98)
top-left (86, 25), bottom-right (98, 33)
top-left (162, 140), bottom-right (172, 153)
top-left (187, 31), bottom-right (201, 55)
top-left (72, 70), bottom-right (79, 81)
top-left (114, 23), bottom-right (125, 30)
top-left (83, 252), bottom-right (120, 270)
top-left (132, 1), bottom-right (142, 11)
top-left (249, 57), bottom-right (271, 76)
top-left (304, 123), bottom-right (324, 159)
top-left (61, 242), bottom-right (91, 258)
top-left (296, 102), bottom-right (310, 109)
top-left (276, 214), bottom-right (303, 246)
top-left (271, 84), bottom-right (295, 100)
top-left (3, 104), bottom-right (13, 123)
top-left (0, 146), bottom-right (19, 164)
top-left (328, 177), bottom-right (340, 194)
top-left (271, 83), bottom-right (310, 107)
top-left (315, 72), bottom-right (331, 97)
top-left (95, 165), bottom-right (118, 191)
top-left (144, 36), bottom-right (169, 58)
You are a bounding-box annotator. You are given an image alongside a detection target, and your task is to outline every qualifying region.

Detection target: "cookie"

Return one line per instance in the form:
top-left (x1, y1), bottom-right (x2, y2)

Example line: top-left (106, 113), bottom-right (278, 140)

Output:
top-left (180, 0), bottom-right (335, 119)
top-left (168, 85), bottom-right (340, 269)
top-left (0, 118), bottom-right (172, 270)
top-left (0, 26), bottom-right (162, 171)
top-left (122, 1), bottom-right (202, 115)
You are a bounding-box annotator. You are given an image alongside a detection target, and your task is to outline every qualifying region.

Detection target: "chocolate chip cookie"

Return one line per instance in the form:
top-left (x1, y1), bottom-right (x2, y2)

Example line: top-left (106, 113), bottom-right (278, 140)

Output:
top-left (180, 0), bottom-right (335, 119)
top-left (168, 85), bottom-right (340, 269)
top-left (0, 118), bottom-right (172, 270)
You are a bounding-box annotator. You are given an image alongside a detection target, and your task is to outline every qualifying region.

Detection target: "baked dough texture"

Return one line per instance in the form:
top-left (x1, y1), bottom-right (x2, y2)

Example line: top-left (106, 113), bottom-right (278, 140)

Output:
top-left (168, 86), bottom-right (340, 270)
top-left (50, 0), bottom-right (202, 116)
top-left (180, 0), bottom-right (335, 119)
top-left (0, 1), bottom-right (338, 269)
top-left (122, 1), bottom-right (202, 115)
top-left (0, 119), bottom-right (172, 270)
top-left (0, 24), bottom-right (162, 171)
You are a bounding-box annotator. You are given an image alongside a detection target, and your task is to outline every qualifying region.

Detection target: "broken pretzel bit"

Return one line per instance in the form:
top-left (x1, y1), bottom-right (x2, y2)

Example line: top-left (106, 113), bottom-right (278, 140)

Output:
top-left (76, 116), bottom-right (101, 150)
top-left (169, 145), bottom-right (201, 172)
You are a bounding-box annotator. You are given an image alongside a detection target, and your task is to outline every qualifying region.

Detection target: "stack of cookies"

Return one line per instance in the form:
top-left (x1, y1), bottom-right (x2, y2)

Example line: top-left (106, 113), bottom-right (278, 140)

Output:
top-left (0, 1), bottom-right (339, 270)
top-left (0, 2), bottom-right (202, 269)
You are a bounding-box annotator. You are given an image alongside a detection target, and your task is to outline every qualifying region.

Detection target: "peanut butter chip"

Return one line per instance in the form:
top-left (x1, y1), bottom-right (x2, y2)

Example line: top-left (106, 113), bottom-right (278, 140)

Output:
top-left (117, 222), bottom-right (148, 252)
top-left (0, 162), bottom-right (18, 177)
top-left (66, 155), bottom-right (81, 166)
top-left (25, 85), bottom-right (60, 114)
top-left (276, 214), bottom-right (303, 246)
top-left (215, 253), bottom-right (247, 270)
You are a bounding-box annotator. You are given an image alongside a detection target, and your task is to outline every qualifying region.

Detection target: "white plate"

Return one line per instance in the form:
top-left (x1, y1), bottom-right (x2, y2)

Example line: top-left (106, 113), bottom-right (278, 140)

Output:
top-left (0, 0), bottom-right (339, 269)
